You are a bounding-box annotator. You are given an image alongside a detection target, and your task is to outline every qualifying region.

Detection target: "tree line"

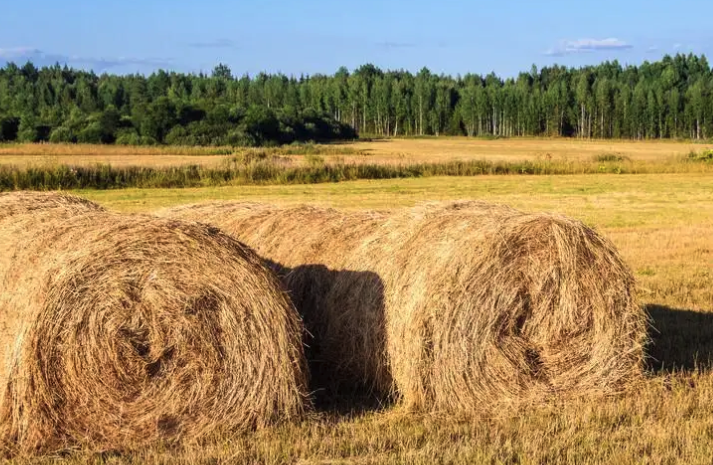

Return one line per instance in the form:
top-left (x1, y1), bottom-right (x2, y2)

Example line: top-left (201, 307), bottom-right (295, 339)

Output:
top-left (0, 63), bottom-right (356, 146)
top-left (1, 53), bottom-right (713, 145)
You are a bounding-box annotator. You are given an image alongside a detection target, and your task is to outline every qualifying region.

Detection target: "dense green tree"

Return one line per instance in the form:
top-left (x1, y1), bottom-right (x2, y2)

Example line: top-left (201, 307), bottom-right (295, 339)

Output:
top-left (2, 54), bottom-right (713, 146)
top-left (212, 63), bottom-right (233, 81)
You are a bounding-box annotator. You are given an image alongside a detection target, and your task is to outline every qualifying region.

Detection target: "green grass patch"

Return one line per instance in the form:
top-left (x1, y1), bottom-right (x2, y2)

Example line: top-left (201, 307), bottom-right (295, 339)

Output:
top-left (687, 149), bottom-right (713, 162)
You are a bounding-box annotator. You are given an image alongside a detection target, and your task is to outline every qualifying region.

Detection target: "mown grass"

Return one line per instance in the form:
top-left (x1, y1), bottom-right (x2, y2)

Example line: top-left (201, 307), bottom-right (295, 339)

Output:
top-left (10, 173), bottom-right (710, 464)
top-left (16, 378), bottom-right (713, 464)
top-left (0, 142), bottom-right (237, 156)
top-left (0, 143), bottom-right (370, 170)
top-left (235, 143), bottom-right (370, 157)
top-left (0, 142), bottom-right (368, 158)
top-left (4, 137), bottom-right (713, 167)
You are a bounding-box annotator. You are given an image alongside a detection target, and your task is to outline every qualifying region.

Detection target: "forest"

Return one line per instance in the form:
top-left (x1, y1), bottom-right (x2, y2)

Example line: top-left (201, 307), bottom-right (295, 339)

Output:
top-left (0, 53), bottom-right (712, 145)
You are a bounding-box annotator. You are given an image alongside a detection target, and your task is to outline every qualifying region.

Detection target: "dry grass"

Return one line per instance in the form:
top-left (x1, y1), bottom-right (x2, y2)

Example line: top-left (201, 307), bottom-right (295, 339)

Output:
top-left (4, 170), bottom-right (713, 464)
top-left (0, 192), bottom-right (310, 457)
top-left (346, 137), bottom-right (713, 163)
top-left (0, 154), bottom-right (229, 168)
top-left (0, 144), bottom-right (234, 156)
top-left (0, 143), bottom-right (234, 168)
top-left (162, 201), bottom-right (646, 413)
top-left (4, 138), bottom-right (713, 171)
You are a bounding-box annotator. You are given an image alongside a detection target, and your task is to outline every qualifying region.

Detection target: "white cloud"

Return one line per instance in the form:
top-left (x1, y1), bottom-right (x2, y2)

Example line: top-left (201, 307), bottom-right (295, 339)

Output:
top-left (545, 38), bottom-right (633, 56)
top-left (646, 46), bottom-right (659, 53)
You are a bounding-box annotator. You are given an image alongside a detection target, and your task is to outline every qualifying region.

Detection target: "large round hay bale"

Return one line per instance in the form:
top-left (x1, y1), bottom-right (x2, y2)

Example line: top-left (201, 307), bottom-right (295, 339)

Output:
top-left (0, 192), bottom-right (310, 455)
top-left (161, 200), bottom-right (647, 412)
top-left (161, 202), bottom-right (391, 398)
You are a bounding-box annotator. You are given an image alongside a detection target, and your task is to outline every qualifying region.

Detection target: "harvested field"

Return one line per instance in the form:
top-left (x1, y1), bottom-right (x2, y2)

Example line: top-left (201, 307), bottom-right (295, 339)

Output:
top-left (0, 144), bottom-right (234, 168)
top-left (4, 138), bottom-right (713, 171)
top-left (162, 200), bottom-right (646, 411)
top-left (0, 153), bottom-right (229, 168)
top-left (5, 169), bottom-right (713, 464)
top-left (345, 137), bottom-right (713, 163)
top-left (0, 192), bottom-right (310, 456)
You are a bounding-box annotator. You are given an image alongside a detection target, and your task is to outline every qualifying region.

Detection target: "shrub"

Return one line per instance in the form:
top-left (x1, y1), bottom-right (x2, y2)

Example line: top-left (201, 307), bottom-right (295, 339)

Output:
top-left (594, 153), bottom-right (631, 163)
top-left (687, 149), bottom-right (713, 162)
top-left (77, 123), bottom-right (104, 144)
top-left (115, 130), bottom-right (141, 146)
top-left (49, 127), bottom-right (76, 144)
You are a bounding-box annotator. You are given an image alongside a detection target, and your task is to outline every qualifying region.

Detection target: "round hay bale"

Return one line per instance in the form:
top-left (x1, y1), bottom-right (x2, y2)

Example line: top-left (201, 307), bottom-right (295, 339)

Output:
top-left (161, 200), bottom-right (646, 411)
top-left (382, 201), bottom-right (646, 411)
top-left (161, 202), bottom-right (391, 399)
top-left (0, 192), bottom-right (310, 455)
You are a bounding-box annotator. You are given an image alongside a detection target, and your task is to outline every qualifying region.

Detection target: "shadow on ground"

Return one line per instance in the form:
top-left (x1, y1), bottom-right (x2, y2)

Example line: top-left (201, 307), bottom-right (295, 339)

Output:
top-left (646, 304), bottom-right (713, 373)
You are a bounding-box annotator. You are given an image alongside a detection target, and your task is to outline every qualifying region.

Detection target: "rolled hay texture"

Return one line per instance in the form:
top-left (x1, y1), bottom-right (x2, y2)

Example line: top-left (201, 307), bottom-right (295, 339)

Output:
top-left (0, 192), bottom-right (310, 455)
top-left (162, 200), bottom-right (647, 412)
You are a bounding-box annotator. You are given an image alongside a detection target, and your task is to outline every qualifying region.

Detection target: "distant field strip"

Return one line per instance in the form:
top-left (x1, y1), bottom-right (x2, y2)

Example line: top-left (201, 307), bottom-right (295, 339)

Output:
top-left (1, 156), bottom-right (712, 191)
top-left (3, 138), bottom-right (713, 168)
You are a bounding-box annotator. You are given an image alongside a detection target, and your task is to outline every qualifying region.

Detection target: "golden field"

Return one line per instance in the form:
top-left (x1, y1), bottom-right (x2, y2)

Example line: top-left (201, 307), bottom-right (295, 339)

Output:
top-left (3, 137), bottom-right (713, 169)
top-left (3, 138), bottom-right (713, 464)
top-left (347, 137), bottom-right (713, 163)
top-left (50, 174), bottom-right (713, 464)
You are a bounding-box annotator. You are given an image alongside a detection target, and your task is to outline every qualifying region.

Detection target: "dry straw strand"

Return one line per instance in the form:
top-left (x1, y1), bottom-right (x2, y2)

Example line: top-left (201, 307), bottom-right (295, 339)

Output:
top-left (161, 200), bottom-right (647, 412)
top-left (0, 192), bottom-right (310, 456)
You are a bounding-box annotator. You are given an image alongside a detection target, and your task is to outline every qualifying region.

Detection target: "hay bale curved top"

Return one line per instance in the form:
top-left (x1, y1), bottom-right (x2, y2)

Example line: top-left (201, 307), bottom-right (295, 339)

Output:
top-left (0, 192), bottom-right (310, 455)
top-left (162, 200), bottom-right (646, 412)
top-left (0, 191), bottom-right (105, 220)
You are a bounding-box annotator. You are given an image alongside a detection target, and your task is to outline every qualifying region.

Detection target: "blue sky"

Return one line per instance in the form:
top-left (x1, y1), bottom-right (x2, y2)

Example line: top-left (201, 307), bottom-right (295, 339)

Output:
top-left (0, 0), bottom-right (710, 77)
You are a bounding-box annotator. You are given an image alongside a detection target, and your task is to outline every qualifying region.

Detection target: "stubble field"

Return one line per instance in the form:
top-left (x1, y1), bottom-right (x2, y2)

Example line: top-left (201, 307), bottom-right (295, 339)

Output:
top-left (2, 137), bottom-right (713, 168)
top-left (3, 138), bottom-right (713, 464)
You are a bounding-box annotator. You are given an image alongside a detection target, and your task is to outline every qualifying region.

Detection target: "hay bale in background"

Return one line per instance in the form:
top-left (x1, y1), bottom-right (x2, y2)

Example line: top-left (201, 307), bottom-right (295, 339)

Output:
top-left (163, 200), bottom-right (646, 412)
top-left (0, 192), bottom-right (310, 455)
top-left (162, 203), bottom-right (392, 398)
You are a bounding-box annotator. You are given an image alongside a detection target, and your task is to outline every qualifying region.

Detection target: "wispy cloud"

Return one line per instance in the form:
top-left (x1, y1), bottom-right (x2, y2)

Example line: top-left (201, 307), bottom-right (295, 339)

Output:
top-left (187, 38), bottom-right (237, 49)
top-left (545, 38), bottom-right (633, 56)
top-left (646, 46), bottom-right (659, 53)
top-left (73, 56), bottom-right (173, 70)
top-left (0, 47), bottom-right (172, 72)
top-left (0, 47), bottom-right (42, 59)
top-left (375, 41), bottom-right (417, 50)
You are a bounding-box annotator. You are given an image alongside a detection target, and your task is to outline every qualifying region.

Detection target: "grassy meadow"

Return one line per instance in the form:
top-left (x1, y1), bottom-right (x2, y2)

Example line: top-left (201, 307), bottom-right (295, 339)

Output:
top-left (4, 139), bottom-right (713, 463)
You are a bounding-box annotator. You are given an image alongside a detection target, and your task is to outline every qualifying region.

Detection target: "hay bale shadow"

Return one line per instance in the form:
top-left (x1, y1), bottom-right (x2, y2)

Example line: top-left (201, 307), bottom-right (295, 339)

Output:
top-left (265, 260), bottom-right (390, 414)
top-left (646, 304), bottom-right (713, 373)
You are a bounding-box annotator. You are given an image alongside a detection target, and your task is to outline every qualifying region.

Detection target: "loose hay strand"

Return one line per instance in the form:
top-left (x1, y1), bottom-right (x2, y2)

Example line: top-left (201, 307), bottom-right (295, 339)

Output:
top-left (162, 200), bottom-right (647, 412)
top-left (0, 192), bottom-right (310, 456)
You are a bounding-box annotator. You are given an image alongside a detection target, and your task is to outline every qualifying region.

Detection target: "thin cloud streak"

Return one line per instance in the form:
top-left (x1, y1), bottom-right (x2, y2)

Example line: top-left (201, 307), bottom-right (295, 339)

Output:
top-left (0, 47), bottom-right (173, 72)
top-left (0, 47), bottom-right (42, 58)
top-left (187, 38), bottom-right (237, 49)
top-left (545, 38), bottom-right (633, 56)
